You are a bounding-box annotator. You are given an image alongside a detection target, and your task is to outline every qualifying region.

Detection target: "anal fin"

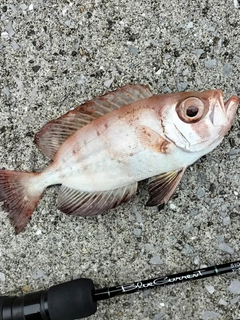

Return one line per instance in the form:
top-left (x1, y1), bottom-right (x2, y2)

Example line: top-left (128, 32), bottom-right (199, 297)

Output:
top-left (146, 168), bottom-right (186, 206)
top-left (57, 183), bottom-right (138, 216)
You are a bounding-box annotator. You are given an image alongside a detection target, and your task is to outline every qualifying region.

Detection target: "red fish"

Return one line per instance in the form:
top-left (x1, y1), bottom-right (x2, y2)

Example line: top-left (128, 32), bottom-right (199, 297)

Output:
top-left (0, 84), bottom-right (239, 233)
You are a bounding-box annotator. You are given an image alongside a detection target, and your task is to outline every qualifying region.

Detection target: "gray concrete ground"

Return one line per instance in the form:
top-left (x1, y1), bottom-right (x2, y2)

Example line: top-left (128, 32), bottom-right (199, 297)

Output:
top-left (0, 0), bottom-right (240, 319)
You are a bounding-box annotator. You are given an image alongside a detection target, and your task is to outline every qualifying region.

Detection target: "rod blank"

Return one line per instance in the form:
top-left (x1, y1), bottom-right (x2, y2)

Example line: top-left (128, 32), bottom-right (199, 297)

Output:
top-left (94, 260), bottom-right (240, 300)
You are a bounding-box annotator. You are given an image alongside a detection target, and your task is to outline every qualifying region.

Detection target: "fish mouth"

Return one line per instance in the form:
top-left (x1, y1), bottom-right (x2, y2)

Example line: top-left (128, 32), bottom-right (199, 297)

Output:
top-left (224, 95), bottom-right (240, 122)
top-left (209, 91), bottom-right (239, 126)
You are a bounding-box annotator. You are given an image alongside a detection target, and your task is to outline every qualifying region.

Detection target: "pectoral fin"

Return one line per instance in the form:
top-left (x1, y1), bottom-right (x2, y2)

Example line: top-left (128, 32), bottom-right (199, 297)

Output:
top-left (57, 183), bottom-right (138, 216)
top-left (146, 168), bottom-right (186, 206)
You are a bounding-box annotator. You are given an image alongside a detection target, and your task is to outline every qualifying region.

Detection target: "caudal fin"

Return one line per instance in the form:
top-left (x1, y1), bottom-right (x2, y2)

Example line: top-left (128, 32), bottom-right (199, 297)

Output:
top-left (0, 170), bottom-right (43, 234)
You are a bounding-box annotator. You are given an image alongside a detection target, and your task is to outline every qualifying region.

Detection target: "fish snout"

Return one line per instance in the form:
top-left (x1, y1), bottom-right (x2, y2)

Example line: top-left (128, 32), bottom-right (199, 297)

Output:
top-left (224, 95), bottom-right (240, 120)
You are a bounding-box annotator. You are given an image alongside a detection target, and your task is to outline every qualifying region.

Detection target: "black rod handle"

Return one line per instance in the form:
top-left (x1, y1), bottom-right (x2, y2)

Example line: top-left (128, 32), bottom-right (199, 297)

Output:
top-left (0, 279), bottom-right (97, 320)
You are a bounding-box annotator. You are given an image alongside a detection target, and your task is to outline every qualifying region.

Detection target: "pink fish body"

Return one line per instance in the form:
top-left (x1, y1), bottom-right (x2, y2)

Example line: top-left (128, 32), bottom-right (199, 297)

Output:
top-left (0, 84), bottom-right (239, 233)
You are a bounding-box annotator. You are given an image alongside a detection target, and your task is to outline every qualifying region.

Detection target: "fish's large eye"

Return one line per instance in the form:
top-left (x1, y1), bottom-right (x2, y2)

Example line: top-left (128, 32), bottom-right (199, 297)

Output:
top-left (176, 97), bottom-right (206, 123)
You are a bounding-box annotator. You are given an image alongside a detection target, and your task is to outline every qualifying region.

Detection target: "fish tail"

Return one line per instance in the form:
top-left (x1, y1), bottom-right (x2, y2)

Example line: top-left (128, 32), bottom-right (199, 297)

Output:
top-left (0, 170), bottom-right (44, 234)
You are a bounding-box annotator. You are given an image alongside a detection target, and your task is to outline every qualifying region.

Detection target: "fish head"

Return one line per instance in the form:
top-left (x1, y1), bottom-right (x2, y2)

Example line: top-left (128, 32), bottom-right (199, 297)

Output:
top-left (161, 89), bottom-right (239, 152)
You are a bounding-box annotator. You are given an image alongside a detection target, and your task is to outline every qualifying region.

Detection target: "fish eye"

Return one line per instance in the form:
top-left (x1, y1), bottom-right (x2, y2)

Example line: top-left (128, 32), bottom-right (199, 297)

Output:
top-left (186, 106), bottom-right (199, 117)
top-left (176, 97), bottom-right (206, 123)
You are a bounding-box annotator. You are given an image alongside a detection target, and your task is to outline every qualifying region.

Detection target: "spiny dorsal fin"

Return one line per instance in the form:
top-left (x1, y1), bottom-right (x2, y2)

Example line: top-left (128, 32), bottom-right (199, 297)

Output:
top-left (34, 84), bottom-right (153, 159)
top-left (146, 168), bottom-right (186, 206)
top-left (57, 183), bottom-right (138, 216)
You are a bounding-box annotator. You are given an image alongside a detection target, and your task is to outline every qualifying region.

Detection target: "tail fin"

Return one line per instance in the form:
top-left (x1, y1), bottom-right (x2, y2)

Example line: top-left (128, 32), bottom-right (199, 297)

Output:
top-left (0, 170), bottom-right (43, 234)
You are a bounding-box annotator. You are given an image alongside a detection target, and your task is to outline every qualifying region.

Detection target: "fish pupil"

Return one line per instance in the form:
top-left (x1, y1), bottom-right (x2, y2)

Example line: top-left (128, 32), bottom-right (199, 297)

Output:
top-left (186, 106), bottom-right (199, 117)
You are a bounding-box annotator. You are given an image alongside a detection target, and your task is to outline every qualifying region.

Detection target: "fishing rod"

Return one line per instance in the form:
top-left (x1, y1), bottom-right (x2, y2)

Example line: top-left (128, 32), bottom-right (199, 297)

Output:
top-left (0, 260), bottom-right (239, 320)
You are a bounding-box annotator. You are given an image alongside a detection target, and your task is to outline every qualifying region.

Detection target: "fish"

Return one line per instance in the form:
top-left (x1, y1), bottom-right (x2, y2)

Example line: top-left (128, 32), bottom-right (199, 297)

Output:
top-left (0, 84), bottom-right (239, 233)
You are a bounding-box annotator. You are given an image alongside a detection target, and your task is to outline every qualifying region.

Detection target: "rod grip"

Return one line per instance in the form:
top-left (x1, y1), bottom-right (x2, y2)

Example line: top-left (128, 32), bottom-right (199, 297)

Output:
top-left (48, 278), bottom-right (97, 320)
top-left (0, 278), bottom-right (97, 320)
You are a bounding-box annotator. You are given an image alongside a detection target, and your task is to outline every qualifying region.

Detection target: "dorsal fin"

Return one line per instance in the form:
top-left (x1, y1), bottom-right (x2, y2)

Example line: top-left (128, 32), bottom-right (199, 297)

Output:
top-left (34, 84), bottom-right (153, 159)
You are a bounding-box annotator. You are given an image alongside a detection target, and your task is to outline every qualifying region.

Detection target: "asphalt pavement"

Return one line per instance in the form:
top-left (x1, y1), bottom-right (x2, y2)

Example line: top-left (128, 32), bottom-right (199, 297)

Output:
top-left (0, 1), bottom-right (240, 319)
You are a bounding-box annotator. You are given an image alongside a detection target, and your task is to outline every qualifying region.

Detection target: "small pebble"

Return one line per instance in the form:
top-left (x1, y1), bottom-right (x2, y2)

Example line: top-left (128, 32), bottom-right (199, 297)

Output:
top-left (1, 31), bottom-right (8, 38)
top-left (132, 204), bottom-right (142, 223)
top-left (0, 272), bottom-right (6, 282)
top-left (6, 21), bottom-right (15, 37)
top-left (186, 21), bottom-right (193, 28)
top-left (177, 82), bottom-right (188, 91)
top-left (2, 87), bottom-right (10, 97)
top-left (152, 312), bottom-right (166, 319)
top-left (65, 19), bottom-right (71, 27)
top-left (32, 269), bottom-right (45, 280)
top-left (104, 79), bottom-right (113, 88)
top-left (229, 148), bottom-right (240, 157)
top-left (22, 285), bottom-right (31, 292)
top-left (2, 5), bottom-right (7, 12)
top-left (133, 228), bottom-right (142, 237)
top-left (205, 59), bottom-right (217, 69)
top-left (32, 65), bottom-right (41, 72)
top-left (192, 49), bottom-right (204, 57)
top-left (171, 37), bottom-right (180, 44)
top-left (76, 74), bottom-right (86, 85)
top-left (218, 298), bottom-right (227, 306)
top-left (227, 280), bottom-right (240, 294)
top-left (184, 243), bottom-right (197, 256)
top-left (233, 0), bottom-right (239, 8)
top-left (129, 45), bottom-right (138, 55)
top-left (207, 26), bottom-right (215, 32)
top-left (30, 86), bottom-right (38, 104)
top-left (202, 311), bottom-right (221, 319)
top-left (149, 256), bottom-right (163, 265)
top-left (218, 242), bottom-right (234, 254)
top-left (197, 187), bottom-right (205, 198)
top-left (205, 285), bottom-right (215, 294)
top-left (13, 76), bottom-right (23, 92)
top-left (217, 235), bottom-right (224, 243)
top-left (222, 63), bottom-right (232, 76)
top-left (189, 209), bottom-right (199, 217)
top-left (9, 4), bottom-right (17, 13)
top-left (230, 296), bottom-right (239, 304)
top-left (11, 41), bottom-right (19, 50)
top-left (145, 243), bottom-right (155, 253)
top-left (169, 202), bottom-right (178, 211)
top-left (19, 4), bottom-right (28, 11)
top-left (222, 216), bottom-right (231, 226)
